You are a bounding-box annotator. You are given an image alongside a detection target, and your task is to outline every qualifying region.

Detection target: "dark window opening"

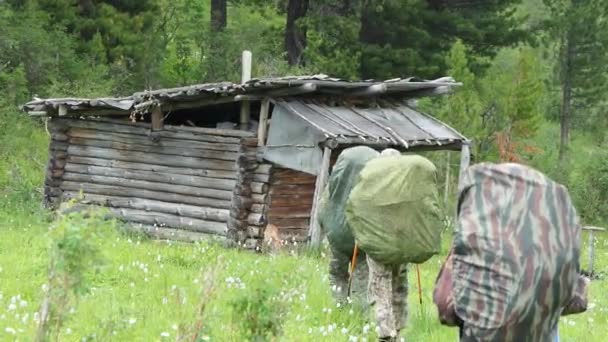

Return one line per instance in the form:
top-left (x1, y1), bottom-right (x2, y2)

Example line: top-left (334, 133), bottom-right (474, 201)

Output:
top-left (138, 101), bottom-right (274, 132)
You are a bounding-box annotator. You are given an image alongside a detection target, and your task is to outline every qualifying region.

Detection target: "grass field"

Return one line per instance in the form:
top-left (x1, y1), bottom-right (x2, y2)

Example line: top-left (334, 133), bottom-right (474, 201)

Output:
top-left (0, 204), bottom-right (606, 341)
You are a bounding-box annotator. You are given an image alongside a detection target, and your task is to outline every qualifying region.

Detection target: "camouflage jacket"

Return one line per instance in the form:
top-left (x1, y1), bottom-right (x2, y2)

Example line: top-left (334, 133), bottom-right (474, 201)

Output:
top-left (434, 163), bottom-right (585, 341)
top-left (433, 249), bottom-right (589, 327)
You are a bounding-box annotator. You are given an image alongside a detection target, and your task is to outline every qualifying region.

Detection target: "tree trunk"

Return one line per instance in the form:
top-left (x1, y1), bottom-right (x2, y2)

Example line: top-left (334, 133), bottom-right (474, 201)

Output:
top-left (359, 0), bottom-right (385, 79)
top-left (559, 30), bottom-right (574, 163)
top-left (285, 0), bottom-right (309, 66)
top-left (211, 0), bottom-right (227, 31)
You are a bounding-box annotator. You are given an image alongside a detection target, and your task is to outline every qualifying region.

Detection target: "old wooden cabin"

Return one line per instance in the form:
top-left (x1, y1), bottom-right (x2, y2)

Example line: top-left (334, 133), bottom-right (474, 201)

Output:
top-left (23, 73), bottom-right (469, 249)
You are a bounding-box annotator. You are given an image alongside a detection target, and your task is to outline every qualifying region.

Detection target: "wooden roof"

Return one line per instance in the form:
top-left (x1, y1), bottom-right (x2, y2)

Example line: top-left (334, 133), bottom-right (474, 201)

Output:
top-left (23, 74), bottom-right (461, 117)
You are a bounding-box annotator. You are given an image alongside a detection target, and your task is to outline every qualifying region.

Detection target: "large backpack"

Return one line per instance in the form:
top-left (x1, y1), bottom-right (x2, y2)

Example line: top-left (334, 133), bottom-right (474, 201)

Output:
top-left (317, 146), bottom-right (379, 255)
top-left (346, 154), bottom-right (443, 266)
top-left (452, 163), bottom-right (581, 341)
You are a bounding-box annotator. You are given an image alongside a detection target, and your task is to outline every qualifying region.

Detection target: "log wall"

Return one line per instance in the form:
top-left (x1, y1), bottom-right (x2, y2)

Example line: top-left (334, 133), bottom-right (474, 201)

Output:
top-left (45, 117), bottom-right (268, 245)
top-left (267, 167), bottom-right (317, 243)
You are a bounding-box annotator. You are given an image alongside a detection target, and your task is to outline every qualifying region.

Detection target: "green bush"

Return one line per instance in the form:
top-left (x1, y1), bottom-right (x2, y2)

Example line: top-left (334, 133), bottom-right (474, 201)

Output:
top-left (230, 284), bottom-right (285, 341)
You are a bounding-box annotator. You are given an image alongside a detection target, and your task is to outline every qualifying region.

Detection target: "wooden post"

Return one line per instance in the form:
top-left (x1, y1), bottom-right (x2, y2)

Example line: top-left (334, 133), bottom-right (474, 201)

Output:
top-left (257, 98), bottom-right (270, 146)
top-left (457, 141), bottom-right (471, 193)
top-left (58, 104), bottom-right (68, 117)
top-left (588, 229), bottom-right (595, 274)
top-left (309, 147), bottom-right (331, 247)
top-left (240, 50), bottom-right (252, 130)
top-left (443, 151), bottom-right (451, 209)
top-left (151, 106), bottom-right (164, 131)
top-left (583, 226), bottom-right (606, 274)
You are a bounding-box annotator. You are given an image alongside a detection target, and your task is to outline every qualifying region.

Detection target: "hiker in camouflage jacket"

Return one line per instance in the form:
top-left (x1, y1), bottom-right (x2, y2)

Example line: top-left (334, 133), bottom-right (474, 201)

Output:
top-left (433, 163), bottom-right (589, 342)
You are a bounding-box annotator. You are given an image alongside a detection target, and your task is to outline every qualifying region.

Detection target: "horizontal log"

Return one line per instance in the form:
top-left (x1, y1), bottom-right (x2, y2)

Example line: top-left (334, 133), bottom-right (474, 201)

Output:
top-left (270, 183), bottom-right (315, 193)
top-left (247, 213), bottom-right (264, 226)
top-left (268, 217), bottom-right (310, 229)
top-left (68, 137), bottom-right (239, 161)
top-left (251, 182), bottom-right (269, 194)
top-left (242, 137), bottom-right (259, 147)
top-left (116, 209), bottom-right (228, 235)
top-left (252, 193), bottom-right (268, 204)
top-left (63, 173), bottom-right (233, 200)
top-left (56, 118), bottom-right (242, 144)
top-left (74, 204), bottom-right (227, 235)
top-left (67, 145), bottom-right (236, 171)
top-left (122, 224), bottom-right (227, 243)
top-left (60, 182), bottom-right (231, 209)
top-left (62, 192), bottom-right (229, 222)
top-left (254, 164), bottom-right (272, 174)
top-left (253, 173), bottom-right (270, 183)
top-left (268, 207), bottom-right (311, 218)
top-left (270, 196), bottom-right (314, 207)
top-left (250, 204), bottom-right (266, 214)
top-left (68, 128), bottom-right (240, 152)
top-left (67, 156), bottom-right (236, 179)
top-left (64, 164), bottom-right (236, 191)
top-left (271, 177), bottom-right (316, 185)
top-left (247, 226), bottom-right (262, 238)
top-left (92, 117), bottom-right (255, 138)
top-left (52, 133), bottom-right (69, 142)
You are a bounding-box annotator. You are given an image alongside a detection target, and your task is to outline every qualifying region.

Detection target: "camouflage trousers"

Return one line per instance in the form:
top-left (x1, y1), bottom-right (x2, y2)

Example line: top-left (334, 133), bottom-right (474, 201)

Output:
top-left (328, 244), bottom-right (369, 308)
top-left (367, 255), bottom-right (408, 340)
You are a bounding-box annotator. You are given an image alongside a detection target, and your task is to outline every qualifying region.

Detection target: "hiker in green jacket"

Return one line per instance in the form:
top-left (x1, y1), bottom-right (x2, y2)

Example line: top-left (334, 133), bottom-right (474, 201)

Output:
top-left (317, 146), bottom-right (379, 306)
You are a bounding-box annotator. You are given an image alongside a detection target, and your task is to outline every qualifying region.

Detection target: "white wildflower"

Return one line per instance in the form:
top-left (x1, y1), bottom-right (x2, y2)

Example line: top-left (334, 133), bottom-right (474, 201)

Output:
top-left (172, 324), bottom-right (178, 330)
top-left (362, 324), bottom-right (370, 334)
top-left (341, 327), bottom-right (349, 334)
top-left (128, 318), bottom-right (137, 325)
top-left (336, 302), bottom-right (341, 308)
top-left (327, 324), bottom-right (334, 333)
top-left (5, 327), bottom-right (16, 334)
top-left (349, 336), bottom-right (358, 342)
top-left (19, 300), bottom-right (27, 308)
top-left (7, 303), bottom-right (16, 311)
top-left (308, 328), bottom-right (313, 334)
top-left (162, 297), bottom-right (168, 305)
top-left (201, 336), bottom-right (210, 341)
top-left (65, 328), bottom-right (72, 335)
top-left (160, 332), bottom-right (170, 337)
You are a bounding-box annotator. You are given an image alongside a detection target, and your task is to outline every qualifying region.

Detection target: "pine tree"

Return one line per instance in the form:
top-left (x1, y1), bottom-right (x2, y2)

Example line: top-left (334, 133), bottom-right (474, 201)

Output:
top-left (543, 0), bottom-right (608, 161)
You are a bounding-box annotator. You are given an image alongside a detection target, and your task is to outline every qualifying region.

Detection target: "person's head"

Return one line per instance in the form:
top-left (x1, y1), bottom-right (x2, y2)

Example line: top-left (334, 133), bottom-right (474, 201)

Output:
top-left (380, 148), bottom-right (401, 157)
